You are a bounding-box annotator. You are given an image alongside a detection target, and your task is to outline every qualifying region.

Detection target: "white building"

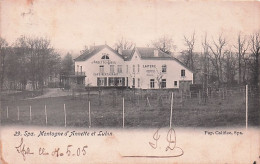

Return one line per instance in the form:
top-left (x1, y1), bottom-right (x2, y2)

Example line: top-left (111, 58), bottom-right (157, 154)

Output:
top-left (74, 45), bottom-right (193, 89)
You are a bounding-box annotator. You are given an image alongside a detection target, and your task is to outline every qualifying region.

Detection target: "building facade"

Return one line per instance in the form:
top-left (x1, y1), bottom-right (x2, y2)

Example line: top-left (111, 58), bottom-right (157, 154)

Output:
top-left (74, 45), bottom-right (193, 89)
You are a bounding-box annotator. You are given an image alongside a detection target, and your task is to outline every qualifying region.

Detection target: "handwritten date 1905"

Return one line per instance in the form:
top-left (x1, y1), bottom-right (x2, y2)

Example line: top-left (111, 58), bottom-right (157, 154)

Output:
top-left (15, 137), bottom-right (88, 161)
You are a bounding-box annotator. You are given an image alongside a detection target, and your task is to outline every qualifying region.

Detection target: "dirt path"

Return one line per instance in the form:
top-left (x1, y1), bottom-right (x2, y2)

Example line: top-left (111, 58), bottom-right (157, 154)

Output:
top-left (29, 88), bottom-right (72, 99)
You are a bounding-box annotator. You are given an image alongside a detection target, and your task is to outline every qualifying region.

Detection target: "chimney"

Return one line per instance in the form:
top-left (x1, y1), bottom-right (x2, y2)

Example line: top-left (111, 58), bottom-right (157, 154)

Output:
top-left (154, 49), bottom-right (159, 57)
top-left (118, 47), bottom-right (122, 55)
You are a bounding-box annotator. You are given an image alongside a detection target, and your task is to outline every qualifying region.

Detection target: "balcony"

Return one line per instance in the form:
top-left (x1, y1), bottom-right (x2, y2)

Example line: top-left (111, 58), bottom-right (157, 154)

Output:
top-left (75, 72), bottom-right (86, 76)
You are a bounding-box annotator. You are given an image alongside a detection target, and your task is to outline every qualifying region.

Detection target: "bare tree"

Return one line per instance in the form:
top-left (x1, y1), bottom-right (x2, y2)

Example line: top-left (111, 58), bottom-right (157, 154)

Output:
top-left (249, 31), bottom-right (260, 87)
top-left (114, 37), bottom-right (134, 52)
top-left (223, 50), bottom-right (236, 86)
top-left (155, 67), bottom-right (163, 89)
top-left (151, 35), bottom-right (176, 54)
top-left (80, 45), bottom-right (90, 55)
top-left (207, 33), bottom-right (227, 86)
top-left (201, 33), bottom-right (210, 99)
top-left (61, 53), bottom-right (74, 76)
top-left (234, 33), bottom-right (248, 84)
top-left (0, 37), bottom-right (8, 90)
top-left (11, 36), bottom-right (59, 91)
top-left (183, 32), bottom-right (196, 70)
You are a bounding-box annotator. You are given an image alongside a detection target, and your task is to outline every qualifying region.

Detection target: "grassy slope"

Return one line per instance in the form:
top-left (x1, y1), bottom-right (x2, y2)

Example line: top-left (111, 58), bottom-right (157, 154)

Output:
top-left (0, 89), bottom-right (259, 128)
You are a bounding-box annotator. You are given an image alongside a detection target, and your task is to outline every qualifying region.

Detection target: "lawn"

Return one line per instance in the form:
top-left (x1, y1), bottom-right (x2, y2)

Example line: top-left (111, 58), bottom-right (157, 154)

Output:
top-left (0, 88), bottom-right (259, 128)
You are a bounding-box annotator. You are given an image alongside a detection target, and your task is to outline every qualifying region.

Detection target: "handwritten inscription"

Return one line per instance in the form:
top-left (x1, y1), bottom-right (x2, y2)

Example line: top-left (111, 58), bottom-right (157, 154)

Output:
top-left (148, 128), bottom-right (184, 157)
top-left (15, 138), bottom-right (88, 161)
top-left (123, 128), bottom-right (184, 158)
top-left (15, 138), bottom-right (34, 161)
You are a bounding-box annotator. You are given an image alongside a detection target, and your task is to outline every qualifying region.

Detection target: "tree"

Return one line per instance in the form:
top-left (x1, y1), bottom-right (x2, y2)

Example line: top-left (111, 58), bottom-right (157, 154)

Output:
top-left (6, 36), bottom-right (61, 91)
top-left (234, 33), bottom-right (248, 84)
top-left (183, 32), bottom-right (196, 70)
top-left (61, 53), bottom-right (74, 76)
top-left (207, 33), bottom-right (228, 86)
top-left (0, 37), bottom-right (8, 90)
top-left (223, 50), bottom-right (237, 86)
top-left (155, 67), bottom-right (163, 89)
top-left (249, 31), bottom-right (260, 87)
top-left (201, 33), bottom-right (210, 86)
top-left (80, 45), bottom-right (90, 55)
top-left (151, 35), bottom-right (176, 54)
top-left (114, 37), bottom-right (134, 52)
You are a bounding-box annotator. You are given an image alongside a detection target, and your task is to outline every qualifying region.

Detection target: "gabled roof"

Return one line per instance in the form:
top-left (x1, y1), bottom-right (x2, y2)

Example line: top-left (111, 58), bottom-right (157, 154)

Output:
top-left (121, 47), bottom-right (173, 60)
top-left (136, 47), bottom-right (172, 59)
top-left (121, 47), bottom-right (194, 73)
top-left (74, 45), bottom-right (123, 61)
top-left (74, 44), bottom-right (194, 73)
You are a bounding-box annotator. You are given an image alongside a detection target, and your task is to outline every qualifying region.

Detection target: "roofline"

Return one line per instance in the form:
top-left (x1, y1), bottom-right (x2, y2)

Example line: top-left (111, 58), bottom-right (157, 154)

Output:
top-left (104, 45), bottom-right (125, 60)
top-left (74, 45), bottom-right (124, 61)
top-left (172, 57), bottom-right (194, 73)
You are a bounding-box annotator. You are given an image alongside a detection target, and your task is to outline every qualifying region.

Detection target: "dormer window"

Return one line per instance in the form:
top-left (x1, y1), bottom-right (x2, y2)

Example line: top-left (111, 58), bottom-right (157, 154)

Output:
top-left (101, 54), bottom-right (109, 59)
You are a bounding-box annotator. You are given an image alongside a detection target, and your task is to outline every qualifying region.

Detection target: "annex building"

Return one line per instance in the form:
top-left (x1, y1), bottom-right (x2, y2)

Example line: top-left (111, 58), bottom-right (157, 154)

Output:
top-left (74, 45), bottom-right (193, 90)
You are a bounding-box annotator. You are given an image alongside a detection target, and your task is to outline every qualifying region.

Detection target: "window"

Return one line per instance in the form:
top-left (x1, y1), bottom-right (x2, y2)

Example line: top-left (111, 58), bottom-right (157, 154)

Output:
top-left (126, 65), bottom-right (128, 73)
top-left (80, 66), bottom-right (82, 72)
top-left (161, 79), bottom-right (166, 88)
top-left (118, 65), bottom-right (122, 73)
top-left (138, 78), bottom-right (140, 87)
top-left (133, 65), bottom-right (135, 73)
top-left (162, 64), bottom-right (167, 73)
top-left (101, 54), bottom-right (109, 59)
top-left (174, 81), bottom-right (177, 87)
top-left (181, 69), bottom-right (185, 77)
top-left (137, 64), bottom-right (140, 73)
top-left (77, 65), bottom-right (79, 72)
top-left (117, 78), bottom-right (122, 86)
top-left (110, 65), bottom-right (115, 73)
top-left (99, 65), bottom-right (104, 73)
top-left (132, 78), bottom-right (135, 86)
top-left (150, 79), bottom-right (154, 88)
top-left (97, 78), bottom-right (106, 86)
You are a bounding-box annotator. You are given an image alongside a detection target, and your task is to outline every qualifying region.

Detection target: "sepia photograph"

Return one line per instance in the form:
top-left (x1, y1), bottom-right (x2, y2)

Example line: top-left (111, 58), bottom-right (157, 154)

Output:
top-left (0, 0), bottom-right (259, 163)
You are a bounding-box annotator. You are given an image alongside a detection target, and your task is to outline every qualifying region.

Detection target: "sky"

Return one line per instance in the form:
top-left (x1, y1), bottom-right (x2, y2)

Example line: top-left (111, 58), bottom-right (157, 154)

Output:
top-left (1, 0), bottom-right (259, 55)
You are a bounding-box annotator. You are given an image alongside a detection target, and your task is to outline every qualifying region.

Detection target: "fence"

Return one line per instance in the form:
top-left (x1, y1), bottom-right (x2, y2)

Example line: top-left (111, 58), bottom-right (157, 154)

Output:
top-left (0, 85), bottom-right (259, 128)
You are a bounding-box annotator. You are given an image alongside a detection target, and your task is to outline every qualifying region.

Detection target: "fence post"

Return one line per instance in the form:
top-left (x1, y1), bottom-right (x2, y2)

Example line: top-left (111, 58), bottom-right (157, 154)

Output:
top-left (146, 97), bottom-right (151, 107)
top-left (45, 105), bottom-right (47, 126)
top-left (181, 90), bottom-right (183, 102)
top-left (64, 104), bottom-right (66, 127)
top-left (30, 106), bottom-right (32, 121)
top-left (199, 90), bottom-right (201, 105)
top-left (88, 101), bottom-right (91, 128)
top-left (123, 97), bottom-right (125, 128)
top-left (222, 89), bottom-right (225, 100)
top-left (6, 106), bottom-right (8, 119)
top-left (17, 106), bottom-right (19, 121)
top-left (170, 92), bottom-right (173, 128)
top-left (246, 85), bottom-right (248, 130)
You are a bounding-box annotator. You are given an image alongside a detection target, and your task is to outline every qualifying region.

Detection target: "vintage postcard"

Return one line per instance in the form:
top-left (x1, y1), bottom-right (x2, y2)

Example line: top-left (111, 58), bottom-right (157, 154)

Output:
top-left (0, 0), bottom-right (259, 163)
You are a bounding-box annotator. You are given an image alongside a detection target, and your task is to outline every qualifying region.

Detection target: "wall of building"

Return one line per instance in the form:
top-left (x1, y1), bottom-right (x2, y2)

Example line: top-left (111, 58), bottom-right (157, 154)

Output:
top-left (75, 48), bottom-right (193, 89)
top-left (75, 47), bottom-right (126, 86)
top-left (126, 51), bottom-right (193, 89)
